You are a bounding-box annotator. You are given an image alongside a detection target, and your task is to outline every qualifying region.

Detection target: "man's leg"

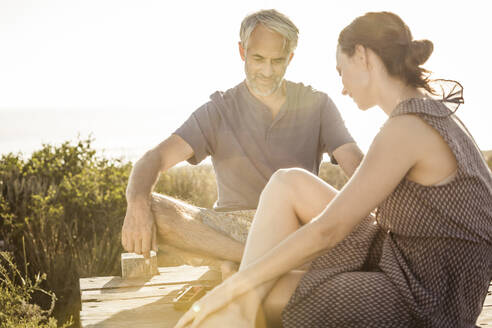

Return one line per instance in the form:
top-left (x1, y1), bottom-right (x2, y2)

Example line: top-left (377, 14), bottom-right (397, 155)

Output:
top-left (150, 192), bottom-right (253, 263)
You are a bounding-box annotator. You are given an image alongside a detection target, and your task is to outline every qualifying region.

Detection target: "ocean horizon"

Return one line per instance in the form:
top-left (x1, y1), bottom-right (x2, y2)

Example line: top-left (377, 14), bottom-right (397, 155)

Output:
top-left (0, 108), bottom-right (190, 163)
top-left (2, 108), bottom-right (491, 165)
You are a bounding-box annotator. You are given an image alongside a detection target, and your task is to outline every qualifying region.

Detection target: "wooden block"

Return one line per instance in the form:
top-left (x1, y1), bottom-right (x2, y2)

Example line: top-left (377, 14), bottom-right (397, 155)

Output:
top-left (121, 251), bottom-right (158, 279)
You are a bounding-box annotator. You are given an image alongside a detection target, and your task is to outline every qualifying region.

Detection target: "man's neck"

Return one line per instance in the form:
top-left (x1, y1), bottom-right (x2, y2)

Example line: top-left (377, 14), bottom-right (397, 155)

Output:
top-left (247, 80), bottom-right (287, 119)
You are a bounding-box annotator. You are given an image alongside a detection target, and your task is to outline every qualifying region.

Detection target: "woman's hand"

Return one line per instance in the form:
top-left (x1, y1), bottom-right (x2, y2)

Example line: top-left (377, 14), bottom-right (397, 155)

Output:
top-left (174, 278), bottom-right (237, 328)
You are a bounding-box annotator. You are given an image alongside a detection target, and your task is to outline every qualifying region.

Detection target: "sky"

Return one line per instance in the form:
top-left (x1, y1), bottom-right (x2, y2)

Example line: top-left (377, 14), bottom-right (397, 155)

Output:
top-left (0, 0), bottom-right (491, 160)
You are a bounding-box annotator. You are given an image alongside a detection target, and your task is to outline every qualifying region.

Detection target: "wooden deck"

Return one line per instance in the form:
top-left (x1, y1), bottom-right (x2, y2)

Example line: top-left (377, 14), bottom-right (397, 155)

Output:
top-left (80, 267), bottom-right (492, 327)
top-left (480, 285), bottom-right (492, 327)
top-left (79, 266), bottom-right (221, 328)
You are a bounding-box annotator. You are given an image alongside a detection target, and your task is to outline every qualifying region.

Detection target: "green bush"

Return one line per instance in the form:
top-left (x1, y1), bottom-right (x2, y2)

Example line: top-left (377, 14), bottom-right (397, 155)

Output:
top-left (319, 162), bottom-right (348, 190)
top-left (154, 164), bottom-right (217, 208)
top-left (0, 139), bottom-right (131, 325)
top-left (0, 250), bottom-right (71, 328)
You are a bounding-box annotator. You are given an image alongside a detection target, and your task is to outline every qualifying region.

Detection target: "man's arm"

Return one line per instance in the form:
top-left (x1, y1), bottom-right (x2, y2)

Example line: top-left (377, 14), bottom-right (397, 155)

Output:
top-left (122, 134), bottom-right (194, 258)
top-left (318, 95), bottom-right (363, 177)
top-left (332, 142), bottom-right (364, 177)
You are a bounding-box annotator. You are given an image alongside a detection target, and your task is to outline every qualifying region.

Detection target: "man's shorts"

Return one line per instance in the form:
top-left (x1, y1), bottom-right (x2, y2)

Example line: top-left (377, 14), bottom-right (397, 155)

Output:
top-left (197, 208), bottom-right (256, 243)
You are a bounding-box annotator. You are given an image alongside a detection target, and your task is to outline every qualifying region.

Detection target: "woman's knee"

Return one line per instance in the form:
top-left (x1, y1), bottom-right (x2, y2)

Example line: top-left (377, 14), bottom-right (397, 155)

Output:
top-left (268, 168), bottom-right (335, 206)
top-left (266, 168), bottom-right (313, 195)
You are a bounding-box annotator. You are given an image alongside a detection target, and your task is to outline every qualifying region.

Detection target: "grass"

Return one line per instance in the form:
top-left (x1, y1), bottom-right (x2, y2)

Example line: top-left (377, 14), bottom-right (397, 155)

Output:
top-left (0, 245), bottom-right (71, 328)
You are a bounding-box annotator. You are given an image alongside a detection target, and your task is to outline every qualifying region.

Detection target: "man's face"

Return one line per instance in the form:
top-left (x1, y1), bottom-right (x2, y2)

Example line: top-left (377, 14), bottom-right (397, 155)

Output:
top-left (240, 24), bottom-right (292, 97)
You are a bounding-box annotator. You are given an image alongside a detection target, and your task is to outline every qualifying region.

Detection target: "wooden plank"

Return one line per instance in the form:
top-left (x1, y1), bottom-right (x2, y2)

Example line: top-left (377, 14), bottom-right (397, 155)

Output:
top-left (478, 306), bottom-right (492, 327)
top-left (484, 292), bottom-right (492, 306)
top-left (477, 284), bottom-right (492, 327)
top-left (80, 266), bottom-right (221, 328)
top-left (81, 283), bottom-right (186, 302)
top-left (80, 265), bottom-right (220, 291)
top-left (81, 297), bottom-right (183, 328)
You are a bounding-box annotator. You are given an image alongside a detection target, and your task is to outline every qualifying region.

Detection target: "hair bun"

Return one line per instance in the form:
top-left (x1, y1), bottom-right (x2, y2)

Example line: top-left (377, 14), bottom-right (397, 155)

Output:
top-left (408, 39), bottom-right (434, 66)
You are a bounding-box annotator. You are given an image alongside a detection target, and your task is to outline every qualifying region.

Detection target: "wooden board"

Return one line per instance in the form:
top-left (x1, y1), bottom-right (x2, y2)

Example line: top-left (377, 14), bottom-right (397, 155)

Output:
top-left (478, 284), bottom-right (492, 327)
top-left (80, 294), bottom-right (183, 328)
top-left (80, 268), bottom-right (491, 327)
top-left (80, 266), bottom-right (220, 291)
top-left (80, 265), bottom-right (221, 328)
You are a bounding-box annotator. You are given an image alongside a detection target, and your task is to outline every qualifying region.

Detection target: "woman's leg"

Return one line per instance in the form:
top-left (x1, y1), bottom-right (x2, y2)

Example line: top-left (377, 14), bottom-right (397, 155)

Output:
top-left (239, 168), bottom-right (340, 317)
top-left (200, 168), bottom-right (340, 326)
top-left (262, 270), bottom-right (306, 327)
top-left (241, 168), bottom-right (339, 269)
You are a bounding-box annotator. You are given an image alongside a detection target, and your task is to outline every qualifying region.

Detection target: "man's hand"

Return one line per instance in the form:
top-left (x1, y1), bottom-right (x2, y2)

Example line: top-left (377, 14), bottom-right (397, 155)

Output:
top-left (121, 200), bottom-right (157, 258)
top-left (121, 134), bottom-right (194, 259)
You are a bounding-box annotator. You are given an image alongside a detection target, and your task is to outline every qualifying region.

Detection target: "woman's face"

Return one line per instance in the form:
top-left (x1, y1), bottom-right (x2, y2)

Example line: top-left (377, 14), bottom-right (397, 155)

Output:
top-left (336, 45), bottom-right (373, 110)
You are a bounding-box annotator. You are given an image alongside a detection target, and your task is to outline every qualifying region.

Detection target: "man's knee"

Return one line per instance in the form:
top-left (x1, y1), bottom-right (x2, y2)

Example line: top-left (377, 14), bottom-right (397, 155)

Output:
top-left (150, 193), bottom-right (199, 233)
top-left (151, 192), bottom-right (195, 211)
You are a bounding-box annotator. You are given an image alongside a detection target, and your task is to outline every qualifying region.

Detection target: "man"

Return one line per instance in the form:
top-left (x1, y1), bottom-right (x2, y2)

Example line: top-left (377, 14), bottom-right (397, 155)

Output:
top-left (121, 9), bottom-right (363, 264)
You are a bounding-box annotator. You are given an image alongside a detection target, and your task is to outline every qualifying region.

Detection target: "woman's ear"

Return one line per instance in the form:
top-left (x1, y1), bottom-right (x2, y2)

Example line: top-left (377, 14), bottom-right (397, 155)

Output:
top-left (354, 44), bottom-right (368, 68)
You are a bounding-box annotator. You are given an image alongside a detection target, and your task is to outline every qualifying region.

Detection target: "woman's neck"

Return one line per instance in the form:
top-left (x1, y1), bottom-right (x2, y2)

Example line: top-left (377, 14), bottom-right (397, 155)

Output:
top-left (377, 77), bottom-right (425, 116)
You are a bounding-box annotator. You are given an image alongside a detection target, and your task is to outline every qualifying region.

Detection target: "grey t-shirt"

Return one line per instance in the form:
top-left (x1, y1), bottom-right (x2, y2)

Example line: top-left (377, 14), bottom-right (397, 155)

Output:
top-left (174, 80), bottom-right (354, 211)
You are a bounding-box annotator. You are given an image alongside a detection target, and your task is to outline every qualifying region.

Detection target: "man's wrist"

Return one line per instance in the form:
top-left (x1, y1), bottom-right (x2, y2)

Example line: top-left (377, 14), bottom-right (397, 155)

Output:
top-left (126, 193), bottom-right (152, 209)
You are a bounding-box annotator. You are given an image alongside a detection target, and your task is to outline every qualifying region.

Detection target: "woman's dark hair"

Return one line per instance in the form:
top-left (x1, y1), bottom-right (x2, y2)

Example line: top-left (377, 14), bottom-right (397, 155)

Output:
top-left (338, 12), bottom-right (434, 93)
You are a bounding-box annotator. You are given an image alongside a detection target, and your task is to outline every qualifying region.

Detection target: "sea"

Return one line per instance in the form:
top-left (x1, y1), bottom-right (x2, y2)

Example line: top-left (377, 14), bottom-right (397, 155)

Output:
top-left (0, 108), bottom-right (189, 163)
top-left (2, 108), bottom-right (489, 164)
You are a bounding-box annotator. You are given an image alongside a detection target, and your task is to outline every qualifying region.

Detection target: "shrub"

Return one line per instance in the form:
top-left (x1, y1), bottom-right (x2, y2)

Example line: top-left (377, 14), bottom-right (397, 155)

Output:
top-left (319, 162), bottom-right (348, 190)
top-left (0, 138), bottom-right (131, 325)
top-left (0, 250), bottom-right (71, 328)
top-left (154, 164), bottom-right (217, 208)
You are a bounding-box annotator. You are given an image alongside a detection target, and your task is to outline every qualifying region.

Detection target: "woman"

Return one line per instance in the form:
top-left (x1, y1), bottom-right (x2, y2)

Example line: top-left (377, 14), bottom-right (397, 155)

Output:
top-left (175, 11), bottom-right (492, 328)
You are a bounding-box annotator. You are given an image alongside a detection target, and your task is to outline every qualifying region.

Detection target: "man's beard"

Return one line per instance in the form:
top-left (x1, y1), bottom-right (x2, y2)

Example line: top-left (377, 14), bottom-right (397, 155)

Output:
top-left (245, 65), bottom-right (284, 97)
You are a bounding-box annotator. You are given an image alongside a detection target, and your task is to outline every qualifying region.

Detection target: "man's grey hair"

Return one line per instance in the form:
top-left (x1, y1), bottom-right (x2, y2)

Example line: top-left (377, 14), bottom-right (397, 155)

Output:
top-left (240, 9), bottom-right (299, 54)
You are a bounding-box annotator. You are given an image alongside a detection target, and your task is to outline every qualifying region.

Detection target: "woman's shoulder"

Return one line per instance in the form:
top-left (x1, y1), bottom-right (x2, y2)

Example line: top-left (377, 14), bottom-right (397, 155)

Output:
top-left (377, 113), bottom-right (443, 162)
top-left (380, 113), bottom-right (429, 142)
top-left (381, 107), bottom-right (458, 185)
top-left (368, 115), bottom-right (424, 169)
top-left (391, 97), bottom-right (451, 118)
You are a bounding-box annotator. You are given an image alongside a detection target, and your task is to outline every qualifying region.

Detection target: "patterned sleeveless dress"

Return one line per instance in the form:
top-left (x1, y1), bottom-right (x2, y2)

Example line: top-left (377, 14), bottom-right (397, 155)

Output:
top-left (282, 98), bottom-right (492, 327)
